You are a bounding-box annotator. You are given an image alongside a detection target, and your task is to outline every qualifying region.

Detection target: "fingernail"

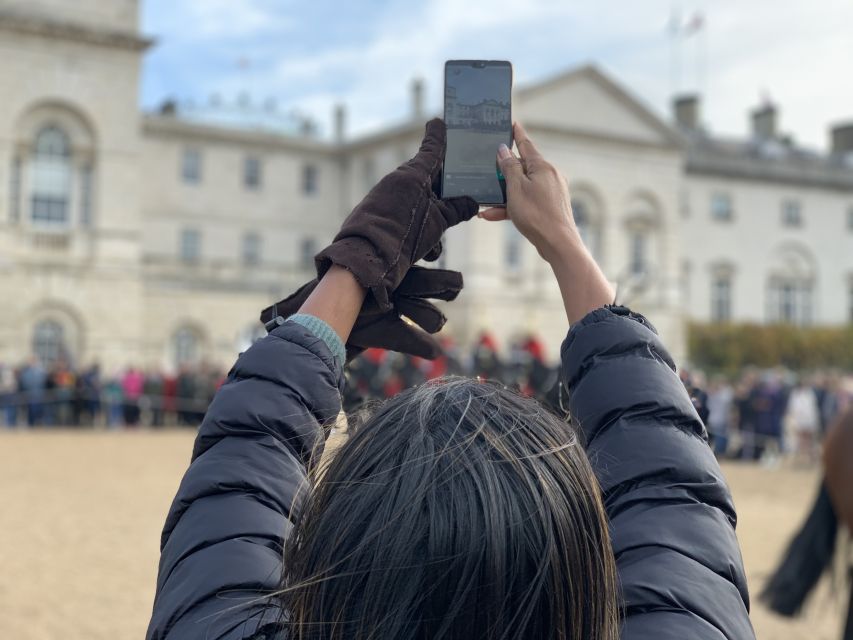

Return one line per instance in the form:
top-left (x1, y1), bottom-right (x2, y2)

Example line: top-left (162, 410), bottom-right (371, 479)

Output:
top-left (497, 144), bottom-right (511, 160)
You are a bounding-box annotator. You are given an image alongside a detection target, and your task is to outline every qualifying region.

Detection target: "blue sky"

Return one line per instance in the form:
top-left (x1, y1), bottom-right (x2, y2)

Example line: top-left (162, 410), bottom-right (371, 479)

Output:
top-left (140, 0), bottom-right (853, 149)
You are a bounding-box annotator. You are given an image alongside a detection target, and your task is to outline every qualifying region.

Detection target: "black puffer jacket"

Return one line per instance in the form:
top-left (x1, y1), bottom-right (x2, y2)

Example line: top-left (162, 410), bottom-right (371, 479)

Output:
top-left (147, 308), bottom-right (754, 639)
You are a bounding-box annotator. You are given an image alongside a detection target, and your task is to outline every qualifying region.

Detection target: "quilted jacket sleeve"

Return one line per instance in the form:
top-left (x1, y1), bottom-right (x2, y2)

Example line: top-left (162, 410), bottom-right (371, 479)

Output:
top-left (561, 307), bottom-right (755, 640)
top-left (146, 321), bottom-right (344, 640)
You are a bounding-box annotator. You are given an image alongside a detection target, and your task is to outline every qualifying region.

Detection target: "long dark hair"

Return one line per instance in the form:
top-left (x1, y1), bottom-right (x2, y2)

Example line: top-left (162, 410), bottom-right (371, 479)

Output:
top-left (276, 377), bottom-right (620, 639)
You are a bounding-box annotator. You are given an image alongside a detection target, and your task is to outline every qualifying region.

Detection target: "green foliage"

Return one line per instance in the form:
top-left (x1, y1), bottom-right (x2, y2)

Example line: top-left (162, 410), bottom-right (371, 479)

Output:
top-left (687, 322), bottom-right (853, 374)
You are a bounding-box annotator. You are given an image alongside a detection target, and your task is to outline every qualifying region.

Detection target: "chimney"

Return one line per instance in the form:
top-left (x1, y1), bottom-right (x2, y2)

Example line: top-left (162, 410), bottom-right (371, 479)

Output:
top-left (333, 104), bottom-right (346, 144)
top-left (673, 94), bottom-right (700, 130)
top-left (830, 122), bottom-right (853, 154)
top-left (411, 78), bottom-right (425, 120)
top-left (159, 99), bottom-right (177, 116)
top-left (751, 103), bottom-right (777, 140)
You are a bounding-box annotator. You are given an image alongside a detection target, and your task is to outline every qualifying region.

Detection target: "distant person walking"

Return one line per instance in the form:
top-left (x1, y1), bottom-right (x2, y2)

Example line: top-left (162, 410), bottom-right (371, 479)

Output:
top-left (786, 380), bottom-right (821, 464)
top-left (19, 358), bottom-right (47, 427)
top-left (121, 367), bottom-right (144, 426)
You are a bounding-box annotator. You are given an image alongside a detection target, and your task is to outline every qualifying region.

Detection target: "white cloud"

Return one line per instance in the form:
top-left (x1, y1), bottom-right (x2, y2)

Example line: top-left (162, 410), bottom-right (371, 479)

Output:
top-left (147, 0), bottom-right (853, 149)
top-left (167, 0), bottom-right (295, 40)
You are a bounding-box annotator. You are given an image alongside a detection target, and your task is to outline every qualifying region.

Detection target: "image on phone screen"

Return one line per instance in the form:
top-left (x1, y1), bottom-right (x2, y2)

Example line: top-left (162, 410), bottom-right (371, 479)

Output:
top-left (442, 60), bottom-right (513, 206)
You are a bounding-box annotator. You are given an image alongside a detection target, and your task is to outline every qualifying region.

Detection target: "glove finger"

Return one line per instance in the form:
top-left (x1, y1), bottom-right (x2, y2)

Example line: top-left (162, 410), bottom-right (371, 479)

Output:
top-left (396, 296), bottom-right (447, 334)
top-left (349, 316), bottom-right (443, 360)
top-left (397, 266), bottom-right (463, 301)
top-left (404, 118), bottom-right (446, 183)
top-left (259, 279), bottom-right (318, 324)
top-left (436, 195), bottom-right (479, 227)
top-left (422, 240), bottom-right (442, 262)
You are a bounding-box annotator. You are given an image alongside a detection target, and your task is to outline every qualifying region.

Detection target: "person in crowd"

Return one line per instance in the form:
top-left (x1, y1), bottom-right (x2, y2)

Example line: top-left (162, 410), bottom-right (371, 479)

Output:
top-left (52, 359), bottom-right (76, 426)
top-left (175, 365), bottom-right (196, 426)
top-left (19, 357), bottom-right (47, 427)
top-left (147, 120), bottom-right (753, 639)
top-left (707, 376), bottom-right (735, 457)
top-left (144, 368), bottom-right (166, 428)
top-left (103, 372), bottom-right (124, 429)
top-left (78, 363), bottom-right (102, 426)
top-left (161, 369), bottom-right (178, 426)
top-left (786, 378), bottom-right (821, 465)
top-left (121, 366), bottom-right (144, 427)
top-left (471, 330), bottom-right (504, 380)
top-left (0, 363), bottom-right (18, 427)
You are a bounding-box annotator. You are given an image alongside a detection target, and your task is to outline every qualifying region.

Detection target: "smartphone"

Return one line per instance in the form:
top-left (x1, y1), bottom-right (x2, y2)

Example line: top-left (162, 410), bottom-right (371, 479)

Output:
top-left (442, 60), bottom-right (513, 206)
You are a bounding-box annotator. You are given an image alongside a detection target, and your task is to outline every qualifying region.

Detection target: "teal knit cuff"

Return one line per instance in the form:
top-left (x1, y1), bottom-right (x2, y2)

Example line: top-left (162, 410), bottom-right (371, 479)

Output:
top-left (288, 314), bottom-right (346, 364)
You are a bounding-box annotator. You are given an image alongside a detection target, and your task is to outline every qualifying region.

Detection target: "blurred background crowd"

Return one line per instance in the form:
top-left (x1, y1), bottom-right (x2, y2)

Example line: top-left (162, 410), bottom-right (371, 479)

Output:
top-left (4, 331), bottom-right (851, 472)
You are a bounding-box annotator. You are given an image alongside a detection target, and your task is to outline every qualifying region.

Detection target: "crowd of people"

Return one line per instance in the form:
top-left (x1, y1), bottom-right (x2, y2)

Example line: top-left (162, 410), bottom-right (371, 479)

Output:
top-left (2, 334), bottom-right (851, 467)
top-left (681, 368), bottom-right (852, 465)
top-left (0, 357), bottom-right (226, 428)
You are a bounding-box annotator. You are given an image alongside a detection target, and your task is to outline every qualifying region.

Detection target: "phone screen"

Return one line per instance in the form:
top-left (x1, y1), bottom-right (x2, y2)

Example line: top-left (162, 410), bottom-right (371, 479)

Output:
top-left (442, 60), bottom-right (513, 206)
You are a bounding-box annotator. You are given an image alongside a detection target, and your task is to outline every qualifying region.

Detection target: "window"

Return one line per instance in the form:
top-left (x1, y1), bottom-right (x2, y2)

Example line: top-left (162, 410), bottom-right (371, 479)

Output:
top-left (302, 164), bottom-right (318, 195)
top-left (767, 279), bottom-right (813, 326)
top-left (629, 231), bottom-right (648, 276)
top-left (572, 197), bottom-right (600, 259)
top-left (79, 164), bottom-right (93, 227)
top-left (180, 229), bottom-right (201, 263)
top-left (244, 155), bottom-right (262, 190)
top-left (9, 155), bottom-right (21, 223)
top-left (173, 327), bottom-right (201, 366)
top-left (242, 232), bottom-right (261, 266)
top-left (781, 199), bottom-right (802, 227)
top-left (504, 224), bottom-right (523, 272)
top-left (300, 237), bottom-right (317, 270)
top-left (33, 319), bottom-right (65, 365)
top-left (711, 192), bottom-right (732, 222)
top-left (711, 274), bottom-right (732, 322)
top-left (31, 126), bottom-right (72, 226)
top-left (181, 148), bottom-right (202, 184)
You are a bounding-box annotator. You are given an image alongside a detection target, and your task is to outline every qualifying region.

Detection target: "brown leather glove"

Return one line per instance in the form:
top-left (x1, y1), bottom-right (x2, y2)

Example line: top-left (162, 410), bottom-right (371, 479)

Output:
top-left (315, 118), bottom-right (478, 310)
top-left (260, 266), bottom-right (462, 361)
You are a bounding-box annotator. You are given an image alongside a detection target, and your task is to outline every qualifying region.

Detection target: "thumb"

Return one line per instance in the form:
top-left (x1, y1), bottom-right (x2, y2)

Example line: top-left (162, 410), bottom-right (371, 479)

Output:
top-left (497, 144), bottom-right (523, 185)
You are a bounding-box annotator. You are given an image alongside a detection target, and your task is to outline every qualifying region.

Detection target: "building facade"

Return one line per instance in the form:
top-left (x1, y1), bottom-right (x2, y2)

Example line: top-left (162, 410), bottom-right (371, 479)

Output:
top-left (0, 0), bottom-right (849, 373)
top-left (677, 96), bottom-right (853, 329)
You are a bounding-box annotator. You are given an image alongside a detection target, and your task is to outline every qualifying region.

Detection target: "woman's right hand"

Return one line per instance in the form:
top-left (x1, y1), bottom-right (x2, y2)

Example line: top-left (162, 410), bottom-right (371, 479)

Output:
top-left (480, 122), bottom-right (614, 323)
top-left (480, 122), bottom-right (581, 263)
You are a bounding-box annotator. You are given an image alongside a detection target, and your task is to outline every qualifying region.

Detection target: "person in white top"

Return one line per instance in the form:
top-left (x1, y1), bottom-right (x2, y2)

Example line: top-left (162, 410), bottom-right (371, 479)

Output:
top-left (786, 380), bottom-right (820, 464)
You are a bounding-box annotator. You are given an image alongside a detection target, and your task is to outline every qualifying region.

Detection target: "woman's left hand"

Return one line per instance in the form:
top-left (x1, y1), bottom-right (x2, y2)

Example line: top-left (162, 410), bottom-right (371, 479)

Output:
top-left (316, 118), bottom-right (478, 311)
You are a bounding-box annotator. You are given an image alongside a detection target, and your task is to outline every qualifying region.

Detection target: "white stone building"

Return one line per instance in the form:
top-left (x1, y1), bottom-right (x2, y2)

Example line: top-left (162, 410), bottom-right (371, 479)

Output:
top-left (676, 96), bottom-right (853, 328)
top-left (0, 0), bottom-right (849, 372)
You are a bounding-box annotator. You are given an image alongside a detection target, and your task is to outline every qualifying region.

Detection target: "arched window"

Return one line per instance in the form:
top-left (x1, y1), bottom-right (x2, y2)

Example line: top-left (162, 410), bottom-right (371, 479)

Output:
top-left (766, 245), bottom-right (816, 326)
top-left (33, 319), bottom-right (66, 364)
top-left (30, 126), bottom-right (72, 225)
top-left (623, 193), bottom-right (662, 281)
top-left (569, 186), bottom-right (605, 264)
top-left (572, 197), bottom-right (599, 259)
top-left (173, 326), bottom-right (203, 366)
top-left (12, 103), bottom-right (97, 231)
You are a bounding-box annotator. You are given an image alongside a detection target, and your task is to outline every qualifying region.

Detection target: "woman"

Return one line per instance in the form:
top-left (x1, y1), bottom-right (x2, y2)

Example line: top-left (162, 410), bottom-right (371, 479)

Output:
top-left (146, 121), bottom-right (753, 639)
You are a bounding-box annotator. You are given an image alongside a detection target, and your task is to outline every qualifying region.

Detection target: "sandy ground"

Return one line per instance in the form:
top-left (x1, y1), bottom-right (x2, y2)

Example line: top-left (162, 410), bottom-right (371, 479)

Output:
top-left (0, 429), bottom-right (846, 640)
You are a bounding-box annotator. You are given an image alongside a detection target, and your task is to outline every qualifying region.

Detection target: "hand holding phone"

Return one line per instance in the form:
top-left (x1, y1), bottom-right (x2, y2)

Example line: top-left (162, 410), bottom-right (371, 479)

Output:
top-left (442, 60), bottom-right (513, 206)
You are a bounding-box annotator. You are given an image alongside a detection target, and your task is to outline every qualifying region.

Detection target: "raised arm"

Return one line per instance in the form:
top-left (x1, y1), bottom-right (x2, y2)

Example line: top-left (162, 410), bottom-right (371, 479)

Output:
top-left (484, 123), bottom-right (755, 639)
